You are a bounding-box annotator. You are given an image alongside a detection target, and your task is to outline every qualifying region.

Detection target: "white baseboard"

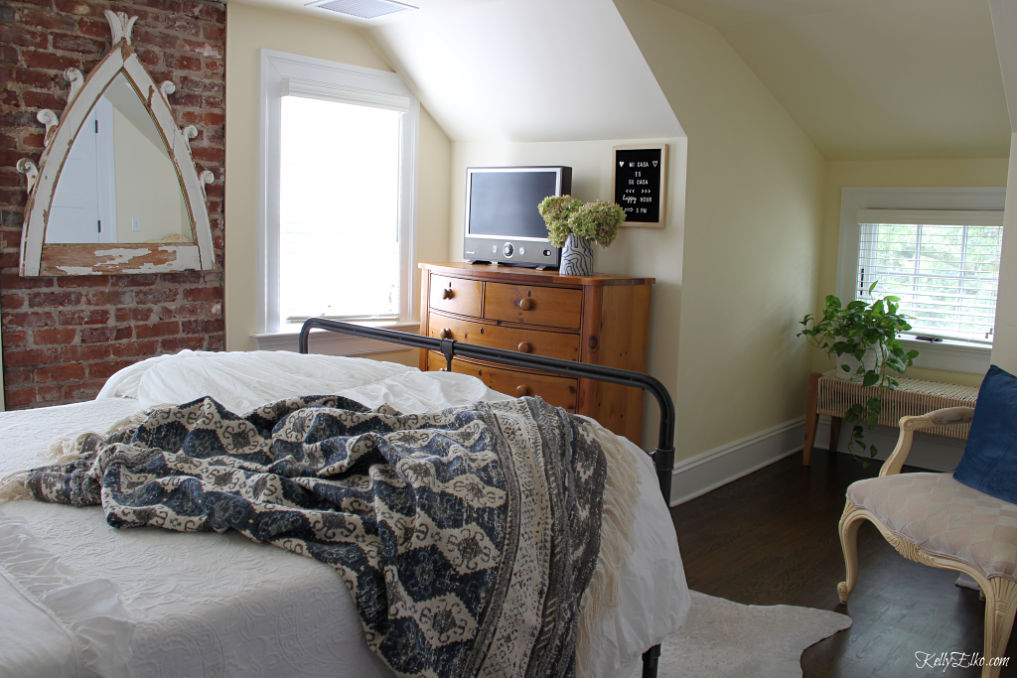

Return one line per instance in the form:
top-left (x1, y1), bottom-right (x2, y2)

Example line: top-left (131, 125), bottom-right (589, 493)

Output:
top-left (669, 416), bottom-right (968, 506)
top-left (810, 416), bottom-right (964, 472)
top-left (669, 418), bottom-right (806, 506)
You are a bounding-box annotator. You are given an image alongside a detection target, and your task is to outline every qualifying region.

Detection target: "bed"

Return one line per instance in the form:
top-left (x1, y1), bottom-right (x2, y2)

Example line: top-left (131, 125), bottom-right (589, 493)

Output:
top-left (0, 320), bottom-right (689, 678)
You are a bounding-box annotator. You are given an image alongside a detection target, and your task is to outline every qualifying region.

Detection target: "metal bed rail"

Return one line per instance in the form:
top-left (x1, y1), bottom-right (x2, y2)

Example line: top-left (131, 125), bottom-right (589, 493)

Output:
top-left (298, 317), bottom-right (675, 677)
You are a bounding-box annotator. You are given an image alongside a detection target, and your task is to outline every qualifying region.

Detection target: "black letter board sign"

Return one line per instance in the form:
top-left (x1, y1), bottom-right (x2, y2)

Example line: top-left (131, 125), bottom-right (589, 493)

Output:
top-left (613, 145), bottom-right (667, 228)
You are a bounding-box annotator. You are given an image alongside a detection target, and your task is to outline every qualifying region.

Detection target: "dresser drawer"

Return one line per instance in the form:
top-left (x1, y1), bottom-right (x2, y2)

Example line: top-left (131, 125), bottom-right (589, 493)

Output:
top-left (427, 353), bottom-right (578, 411)
top-left (428, 275), bottom-right (483, 317)
top-left (483, 282), bottom-right (582, 329)
top-left (426, 315), bottom-right (580, 361)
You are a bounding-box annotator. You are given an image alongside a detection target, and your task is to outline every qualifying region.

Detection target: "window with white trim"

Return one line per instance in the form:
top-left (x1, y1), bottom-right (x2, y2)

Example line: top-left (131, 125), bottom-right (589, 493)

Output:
top-left (258, 50), bottom-right (418, 335)
top-left (837, 187), bottom-right (1006, 374)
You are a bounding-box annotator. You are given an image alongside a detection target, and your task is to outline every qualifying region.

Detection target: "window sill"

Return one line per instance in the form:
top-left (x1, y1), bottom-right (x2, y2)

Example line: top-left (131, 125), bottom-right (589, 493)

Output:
top-left (253, 320), bottom-right (421, 356)
top-left (901, 335), bottom-right (991, 375)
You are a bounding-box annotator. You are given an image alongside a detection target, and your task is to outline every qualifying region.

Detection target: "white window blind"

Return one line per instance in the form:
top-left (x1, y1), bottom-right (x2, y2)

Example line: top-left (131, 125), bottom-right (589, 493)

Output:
top-left (855, 208), bottom-right (1004, 344)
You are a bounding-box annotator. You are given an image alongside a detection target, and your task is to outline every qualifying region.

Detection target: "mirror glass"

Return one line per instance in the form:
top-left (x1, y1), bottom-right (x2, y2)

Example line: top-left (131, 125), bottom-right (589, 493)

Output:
top-left (46, 73), bottom-right (193, 245)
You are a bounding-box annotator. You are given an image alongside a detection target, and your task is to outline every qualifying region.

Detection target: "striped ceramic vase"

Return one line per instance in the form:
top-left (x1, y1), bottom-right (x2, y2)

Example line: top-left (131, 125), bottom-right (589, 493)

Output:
top-left (560, 234), bottom-right (594, 276)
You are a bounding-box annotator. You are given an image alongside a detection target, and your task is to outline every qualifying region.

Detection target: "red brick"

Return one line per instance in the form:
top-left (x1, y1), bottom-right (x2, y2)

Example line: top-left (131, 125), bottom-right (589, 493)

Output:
top-left (61, 343), bottom-right (111, 362)
top-left (15, 7), bottom-right (79, 32)
top-left (83, 289), bottom-right (132, 306)
top-left (135, 320), bottom-right (180, 339)
top-left (33, 327), bottom-right (77, 345)
top-left (76, 17), bottom-right (110, 39)
top-left (3, 311), bottom-right (57, 328)
top-left (11, 67), bottom-right (56, 88)
top-left (2, 368), bottom-right (34, 387)
top-left (35, 384), bottom-right (65, 403)
top-left (1, 330), bottom-right (28, 346)
top-left (57, 276), bottom-right (109, 288)
top-left (87, 359), bottom-right (134, 381)
top-left (3, 347), bottom-right (54, 367)
top-left (1, 274), bottom-right (53, 290)
top-left (63, 380), bottom-right (107, 402)
top-left (134, 288), bottom-right (179, 305)
top-left (5, 387), bottom-right (39, 408)
top-left (0, 26), bottom-right (50, 51)
top-left (182, 286), bottom-right (221, 302)
top-left (21, 50), bottom-right (82, 72)
top-left (111, 339), bottom-right (159, 358)
top-left (29, 290), bottom-right (83, 307)
top-left (111, 274), bottom-right (158, 288)
top-left (0, 292), bottom-right (26, 309)
top-left (181, 318), bottom-right (221, 335)
top-left (79, 326), bottom-right (117, 344)
top-left (58, 308), bottom-right (111, 325)
top-left (51, 33), bottom-right (105, 56)
top-left (35, 363), bottom-right (86, 383)
top-left (159, 336), bottom-right (202, 353)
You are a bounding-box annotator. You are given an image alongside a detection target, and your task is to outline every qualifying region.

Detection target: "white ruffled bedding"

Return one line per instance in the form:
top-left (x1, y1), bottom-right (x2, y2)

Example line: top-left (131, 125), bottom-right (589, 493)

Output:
top-left (0, 350), bottom-right (688, 678)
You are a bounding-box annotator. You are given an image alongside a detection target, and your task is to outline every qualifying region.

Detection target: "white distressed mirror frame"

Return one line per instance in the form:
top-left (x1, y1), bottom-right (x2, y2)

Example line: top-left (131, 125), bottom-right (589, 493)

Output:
top-left (16, 10), bottom-right (216, 276)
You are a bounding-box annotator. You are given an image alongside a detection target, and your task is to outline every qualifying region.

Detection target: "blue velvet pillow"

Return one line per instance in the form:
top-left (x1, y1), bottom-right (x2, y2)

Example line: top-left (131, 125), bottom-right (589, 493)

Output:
top-left (954, 365), bottom-right (1017, 503)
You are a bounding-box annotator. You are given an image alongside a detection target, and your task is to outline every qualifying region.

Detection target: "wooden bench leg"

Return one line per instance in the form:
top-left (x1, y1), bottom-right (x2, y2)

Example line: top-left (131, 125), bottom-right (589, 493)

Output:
top-left (803, 372), bottom-right (820, 466)
top-left (829, 416), bottom-right (842, 454)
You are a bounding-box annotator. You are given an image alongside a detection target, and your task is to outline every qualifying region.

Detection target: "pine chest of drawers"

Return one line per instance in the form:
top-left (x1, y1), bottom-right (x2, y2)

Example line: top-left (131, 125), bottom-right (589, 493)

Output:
top-left (418, 262), bottom-right (654, 443)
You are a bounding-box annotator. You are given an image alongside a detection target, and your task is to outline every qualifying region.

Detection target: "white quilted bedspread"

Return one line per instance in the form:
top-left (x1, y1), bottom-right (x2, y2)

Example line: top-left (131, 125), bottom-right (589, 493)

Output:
top-left (0, 350), bottom-right (688, 678)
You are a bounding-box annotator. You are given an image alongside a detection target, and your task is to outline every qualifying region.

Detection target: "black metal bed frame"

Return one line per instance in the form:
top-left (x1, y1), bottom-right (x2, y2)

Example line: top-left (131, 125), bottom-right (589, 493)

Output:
top-left (298, 317), bottom-right (675, 678)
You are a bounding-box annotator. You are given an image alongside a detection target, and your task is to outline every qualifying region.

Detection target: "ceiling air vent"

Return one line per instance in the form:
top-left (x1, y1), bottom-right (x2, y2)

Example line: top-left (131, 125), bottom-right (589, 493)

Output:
top-left (307, 0), bottom-right (417, 20)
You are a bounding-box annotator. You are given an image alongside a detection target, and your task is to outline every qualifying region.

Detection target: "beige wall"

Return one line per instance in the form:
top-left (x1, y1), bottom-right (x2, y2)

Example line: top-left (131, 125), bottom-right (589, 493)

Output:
top-left (991, 134), bottom-right (1017, 373)
top-left (615, 0), bottom-right (826, 460)
top-left (112, 107), bottom-right (189, 243)
top-left (820, 157), bottom-right (1010, 385)
top-left (224, 2), bottom-right (451, 350)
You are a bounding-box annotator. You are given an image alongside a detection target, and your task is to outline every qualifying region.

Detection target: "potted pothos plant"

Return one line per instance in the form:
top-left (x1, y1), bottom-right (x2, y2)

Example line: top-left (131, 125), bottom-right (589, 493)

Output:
top-left (798, 283), bottom-right (920, 459)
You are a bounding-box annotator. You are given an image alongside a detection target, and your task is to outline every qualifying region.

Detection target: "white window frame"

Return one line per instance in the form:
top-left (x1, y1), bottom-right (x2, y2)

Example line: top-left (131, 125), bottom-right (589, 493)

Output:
top-left (837, 187), bottom-right (1006, 374)
top-left (256, 49), bottom-right (418, 342)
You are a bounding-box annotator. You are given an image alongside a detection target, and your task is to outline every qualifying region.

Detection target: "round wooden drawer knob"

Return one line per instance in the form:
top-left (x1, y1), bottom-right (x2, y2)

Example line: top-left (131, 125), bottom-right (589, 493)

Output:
top-left (515, 385), bottom-right (532, 396)
top-left (517, 341), bottom-right (533, 353)
top-left (516, 298), bottom-right (534, 311)
top-left (442, 288), bottom-right (455, 300)
top-left (439, 328), bottom-right (453, 339)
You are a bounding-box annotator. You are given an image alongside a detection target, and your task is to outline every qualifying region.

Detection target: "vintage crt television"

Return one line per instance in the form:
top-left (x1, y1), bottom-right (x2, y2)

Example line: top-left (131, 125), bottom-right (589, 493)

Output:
top-left (463, 165), bottom-right (572, 268)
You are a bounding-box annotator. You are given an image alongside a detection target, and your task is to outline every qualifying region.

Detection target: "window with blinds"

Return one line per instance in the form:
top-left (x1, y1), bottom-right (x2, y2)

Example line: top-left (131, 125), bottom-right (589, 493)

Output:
top-left (855, 208), bottom-right (1004, 344)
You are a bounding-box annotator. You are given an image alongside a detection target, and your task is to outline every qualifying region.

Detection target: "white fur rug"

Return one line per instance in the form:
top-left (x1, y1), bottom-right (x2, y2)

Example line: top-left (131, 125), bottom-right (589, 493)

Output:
top-left (658, 591), bottom-right (852, 678)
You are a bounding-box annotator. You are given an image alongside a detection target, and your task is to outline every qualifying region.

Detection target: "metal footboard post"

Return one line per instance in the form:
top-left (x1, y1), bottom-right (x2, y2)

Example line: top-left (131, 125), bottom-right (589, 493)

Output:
top-left (642, 644), bottom-right (661, 677)
top-left (299, 318), bottom-right (673, 678)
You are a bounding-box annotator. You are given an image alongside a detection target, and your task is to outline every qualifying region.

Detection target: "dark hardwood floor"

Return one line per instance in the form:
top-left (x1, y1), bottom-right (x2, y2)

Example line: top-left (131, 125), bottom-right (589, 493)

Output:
top-left (670, 448), bottom-right (1009, 677)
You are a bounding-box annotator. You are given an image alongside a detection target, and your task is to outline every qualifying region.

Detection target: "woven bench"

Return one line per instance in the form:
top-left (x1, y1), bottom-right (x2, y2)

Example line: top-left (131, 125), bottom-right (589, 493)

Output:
top-left (802, 370), bottom-right (978, 465)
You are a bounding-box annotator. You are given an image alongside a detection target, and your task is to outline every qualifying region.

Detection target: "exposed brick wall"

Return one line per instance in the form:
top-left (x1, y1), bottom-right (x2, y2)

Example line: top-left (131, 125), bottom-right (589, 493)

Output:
top-left (0, 0), bottom-right (226, 409)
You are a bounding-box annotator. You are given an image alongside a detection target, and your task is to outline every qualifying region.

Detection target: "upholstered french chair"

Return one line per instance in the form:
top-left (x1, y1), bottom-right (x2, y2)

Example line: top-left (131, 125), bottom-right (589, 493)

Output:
top-left (837, 400), bottom-right (1017, 678)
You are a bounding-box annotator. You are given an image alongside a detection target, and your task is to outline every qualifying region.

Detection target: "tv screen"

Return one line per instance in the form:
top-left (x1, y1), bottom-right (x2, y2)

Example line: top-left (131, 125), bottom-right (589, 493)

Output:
top-left (464, 166), bottom-right (572, 267)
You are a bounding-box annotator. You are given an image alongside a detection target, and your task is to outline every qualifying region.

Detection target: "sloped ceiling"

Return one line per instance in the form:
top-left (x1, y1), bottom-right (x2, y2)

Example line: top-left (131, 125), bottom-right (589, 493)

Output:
top-left (232, 0), bottom-right (1011, 159)
top-left (366, 0), bottom-right (683, 142)
top-left (654, 0), bottom-right (1010, 159)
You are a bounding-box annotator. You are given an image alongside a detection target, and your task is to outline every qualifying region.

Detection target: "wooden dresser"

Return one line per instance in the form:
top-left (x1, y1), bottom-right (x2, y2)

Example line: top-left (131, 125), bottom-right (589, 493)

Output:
top-left (418, 262), bottom-right (654, 442)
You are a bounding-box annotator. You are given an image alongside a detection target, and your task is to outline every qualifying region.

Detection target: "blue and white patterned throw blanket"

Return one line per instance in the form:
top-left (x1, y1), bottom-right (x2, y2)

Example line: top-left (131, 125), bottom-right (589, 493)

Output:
top-left (22, 394), bottom-right (606, 678)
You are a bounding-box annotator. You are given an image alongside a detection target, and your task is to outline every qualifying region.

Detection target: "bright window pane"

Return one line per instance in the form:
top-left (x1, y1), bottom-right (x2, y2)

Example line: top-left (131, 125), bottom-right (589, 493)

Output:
top-left (857, 221), bottom-right (1003, 343)
top-left (279, 95), bottom-right (401, 322)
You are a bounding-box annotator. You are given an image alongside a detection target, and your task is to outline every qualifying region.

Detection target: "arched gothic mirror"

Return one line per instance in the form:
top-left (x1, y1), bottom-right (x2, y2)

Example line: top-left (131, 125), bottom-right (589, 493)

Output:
top-left (16, 10), bottom-right (216, 276)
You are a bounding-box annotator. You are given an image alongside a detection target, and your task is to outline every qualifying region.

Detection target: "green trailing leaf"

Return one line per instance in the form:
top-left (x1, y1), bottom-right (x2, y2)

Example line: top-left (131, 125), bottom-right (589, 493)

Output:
top-left (797, 284), bottom-right (919, 461)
